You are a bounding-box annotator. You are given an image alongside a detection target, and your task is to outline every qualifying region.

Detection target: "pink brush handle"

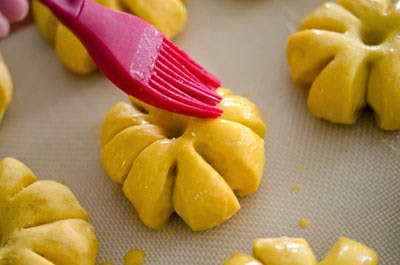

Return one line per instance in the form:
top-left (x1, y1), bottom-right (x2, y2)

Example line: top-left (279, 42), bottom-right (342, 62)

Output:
top-left (39, 0), bottom-right (84, 29)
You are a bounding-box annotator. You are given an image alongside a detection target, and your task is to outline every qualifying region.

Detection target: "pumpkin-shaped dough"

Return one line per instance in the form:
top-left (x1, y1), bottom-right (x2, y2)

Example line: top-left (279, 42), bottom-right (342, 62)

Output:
top-left (287, 0), bottom-right (400, 130)
top-left (0, 53), bottom-right (12, 122)
top-left (0, 157), bottom-right (98, 265)
top-left (32, 0), bottom-right (186, 74)
top-left (100, 88), bottom-right (266, 231)
top-left (223, 237), bottom-right (378, 265)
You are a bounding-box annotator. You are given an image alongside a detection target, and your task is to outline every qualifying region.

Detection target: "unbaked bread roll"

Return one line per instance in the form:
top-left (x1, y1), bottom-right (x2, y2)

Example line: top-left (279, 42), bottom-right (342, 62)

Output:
top-left (223, 237), bottom-right (378, 265)
top-left (101, 88), bottom-right (266, 231)
top-left (287, 0), bottom-right (400, 130)
top-left (32, 0), bottom-right (186, 74)
top-left (0, 157), bottom-right (98, 265)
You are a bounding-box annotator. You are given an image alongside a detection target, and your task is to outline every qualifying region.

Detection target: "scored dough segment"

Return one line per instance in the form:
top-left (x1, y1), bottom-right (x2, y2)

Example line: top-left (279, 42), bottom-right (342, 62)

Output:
top-left (0, 158), bottom-right (98, 265)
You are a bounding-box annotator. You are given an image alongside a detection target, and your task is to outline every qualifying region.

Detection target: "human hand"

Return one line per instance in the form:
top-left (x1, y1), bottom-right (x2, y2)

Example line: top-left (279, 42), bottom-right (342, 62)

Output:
top-left (0, 0), bottom-right (29, 38)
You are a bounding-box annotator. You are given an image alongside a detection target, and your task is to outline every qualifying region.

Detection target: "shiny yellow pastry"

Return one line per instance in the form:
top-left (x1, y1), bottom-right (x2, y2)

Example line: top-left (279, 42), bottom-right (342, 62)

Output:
top-left (55, 24), bottom-right (97, 74)
top-left (121, 0), bottom-right (187, 39)
top-left (32, 0), bottom-right (59, 43)
top-left (32, 0), bottom-right (186, 74)
top-left (223, 237), bottom-right (379, 265)
top-left (100, 88), bottom-right (266, 231)
top-left (32, 0), bottom-right (119, 74)
top-left (0, 54), bottom-right (12, 122)
top-left (253, 237), bottom-right (318, 265)
top-left (287, 0), bottom-right (400, 130)
top-left (320, 237), bottom-right (379, 265)
top-left (0, 157), bottom-right (98, 265)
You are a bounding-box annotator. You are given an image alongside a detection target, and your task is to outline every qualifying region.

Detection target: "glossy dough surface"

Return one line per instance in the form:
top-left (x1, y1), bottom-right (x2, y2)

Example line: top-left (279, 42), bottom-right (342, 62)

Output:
top-left (31, 0), bottom-right (186, 74)
top-left (100, 88), bottom-right (266, 231)
top-left (0, 158), bottom-right (98, 265)
top-left (320, 237), bottom-right (380, 265)
top-left (287, 0), bottom-right (400, 130)
top-left (121, 0), bottom-right (187, 39)
top-left (0, 54), bottom-right (12, 122)
top-left (223, 237), bottom-right (379, 265)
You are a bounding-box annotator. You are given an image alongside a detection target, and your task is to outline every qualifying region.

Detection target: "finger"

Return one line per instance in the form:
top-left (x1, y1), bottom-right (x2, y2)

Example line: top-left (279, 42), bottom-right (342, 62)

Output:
top-left (0, 0), bottom-right (29, 22)
top-left (0, 12), bottom-right (10, 39)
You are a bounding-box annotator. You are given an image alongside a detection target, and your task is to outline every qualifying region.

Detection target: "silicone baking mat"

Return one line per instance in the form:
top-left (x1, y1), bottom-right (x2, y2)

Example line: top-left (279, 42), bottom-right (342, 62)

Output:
top-left (0, 0), bottom-right (399, 264)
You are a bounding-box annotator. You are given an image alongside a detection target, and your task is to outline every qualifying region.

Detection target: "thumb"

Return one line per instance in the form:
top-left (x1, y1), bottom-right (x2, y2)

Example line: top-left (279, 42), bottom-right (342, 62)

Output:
top-left (0, 0), bottom-right (29, 23)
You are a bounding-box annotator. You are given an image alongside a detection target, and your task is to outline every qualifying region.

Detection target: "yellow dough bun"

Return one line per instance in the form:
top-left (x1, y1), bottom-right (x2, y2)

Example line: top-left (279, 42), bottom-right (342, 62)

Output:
top-left (287, 0), bottom-right (400, 130)
top-left (223, 236), bottom-right (378, 265)
top-left (32, 0), bottom-right (187, 74)
top-left (0, 157), bottom-right (99, 265)
top-left (100, 88), bottom-right (266, 231)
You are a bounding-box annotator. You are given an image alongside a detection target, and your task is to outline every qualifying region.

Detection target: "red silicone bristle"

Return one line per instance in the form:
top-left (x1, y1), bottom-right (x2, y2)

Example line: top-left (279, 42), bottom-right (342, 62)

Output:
top-left (154, 60), bottom-right (221, 105)
top-left (145, 38), bottom-right (224, 118)
top-left (162, 38), bottom-right (221, 89)
top-left (149, 75), bottom-right (214, 108)
top-left (145, 83), bottom-right (223, 118)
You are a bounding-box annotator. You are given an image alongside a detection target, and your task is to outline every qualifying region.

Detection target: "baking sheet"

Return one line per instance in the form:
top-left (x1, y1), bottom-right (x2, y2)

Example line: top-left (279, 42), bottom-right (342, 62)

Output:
top-left (0, 0), bottom-right (399, 264)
